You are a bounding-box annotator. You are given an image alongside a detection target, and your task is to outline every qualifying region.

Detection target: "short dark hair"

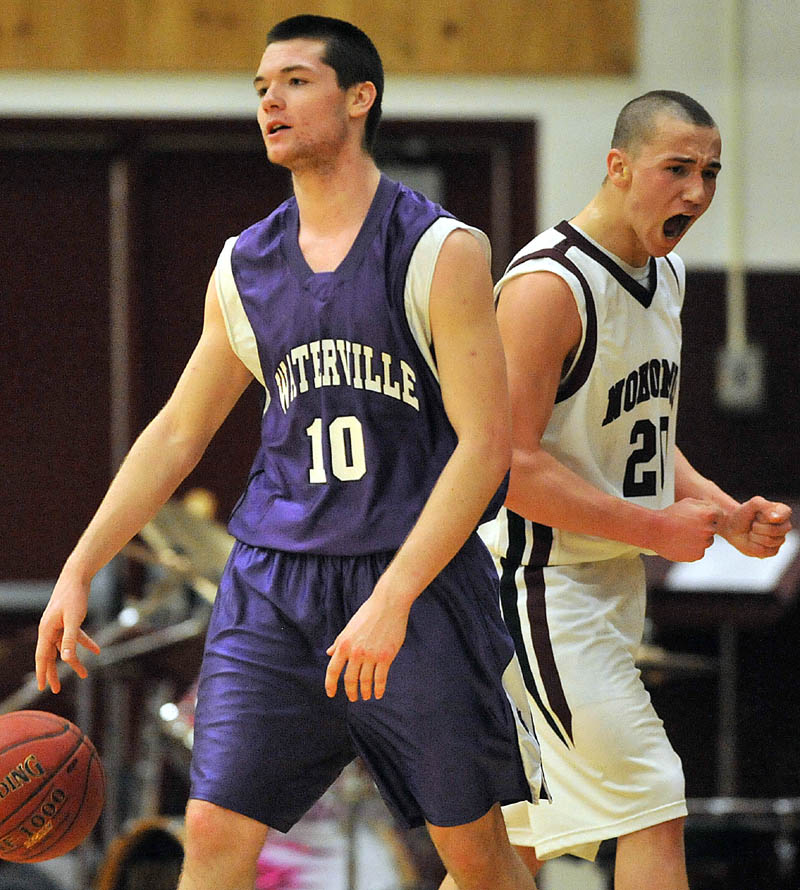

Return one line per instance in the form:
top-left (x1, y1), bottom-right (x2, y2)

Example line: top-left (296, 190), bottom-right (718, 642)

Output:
top-left (266, 15), bottom-right (384, 154)
top-left (611, 90), bottom-right (717, 153)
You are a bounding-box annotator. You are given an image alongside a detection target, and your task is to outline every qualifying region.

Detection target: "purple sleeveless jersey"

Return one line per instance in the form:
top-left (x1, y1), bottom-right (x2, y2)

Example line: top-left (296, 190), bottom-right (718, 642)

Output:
top-left (226, 175), bottom-right (486, 554)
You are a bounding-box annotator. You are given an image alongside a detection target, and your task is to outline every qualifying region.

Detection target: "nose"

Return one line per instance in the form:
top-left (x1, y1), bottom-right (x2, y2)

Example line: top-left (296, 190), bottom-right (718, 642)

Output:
top-left (261, 85), bottom-right (284, 111)
top-left (682, 172), bottom-right (708, 206)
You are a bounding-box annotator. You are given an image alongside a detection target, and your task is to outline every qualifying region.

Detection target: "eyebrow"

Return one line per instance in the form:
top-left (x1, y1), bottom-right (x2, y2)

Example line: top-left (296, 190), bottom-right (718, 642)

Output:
top-left (253, 64), bottom-right (315, 87)
top-left (668, 155), bottom-right (722, 170)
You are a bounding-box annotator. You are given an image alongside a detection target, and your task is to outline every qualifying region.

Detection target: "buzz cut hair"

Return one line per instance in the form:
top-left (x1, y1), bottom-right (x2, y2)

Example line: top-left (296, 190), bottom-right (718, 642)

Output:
top-left (266, 14), bottom-right (384, 155)
top-left (611, 90), bottom-right (717, 154)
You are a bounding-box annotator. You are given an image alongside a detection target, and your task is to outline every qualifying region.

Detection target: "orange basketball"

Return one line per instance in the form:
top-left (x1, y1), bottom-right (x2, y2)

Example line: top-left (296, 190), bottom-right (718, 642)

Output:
top-left (0, 710), bottom-right (105, 862)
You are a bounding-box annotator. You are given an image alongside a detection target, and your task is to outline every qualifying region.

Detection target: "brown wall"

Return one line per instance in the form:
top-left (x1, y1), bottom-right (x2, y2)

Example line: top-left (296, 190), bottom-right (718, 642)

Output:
top-left (678, 271), bottom-right (799, 502)
top-left (3, 120), bottom-right (797, 583)
top-left (1, 115), bottom-right (535, 581)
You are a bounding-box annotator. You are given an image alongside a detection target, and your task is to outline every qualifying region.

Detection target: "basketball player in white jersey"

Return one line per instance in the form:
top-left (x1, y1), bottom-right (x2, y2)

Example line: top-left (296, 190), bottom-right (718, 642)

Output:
top-left (438, 91), bottom-right (792, 890)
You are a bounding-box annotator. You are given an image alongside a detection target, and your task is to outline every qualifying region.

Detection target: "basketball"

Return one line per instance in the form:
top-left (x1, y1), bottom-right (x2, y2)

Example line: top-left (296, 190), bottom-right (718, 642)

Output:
top-left (0, 710), bottom-right (105, 862)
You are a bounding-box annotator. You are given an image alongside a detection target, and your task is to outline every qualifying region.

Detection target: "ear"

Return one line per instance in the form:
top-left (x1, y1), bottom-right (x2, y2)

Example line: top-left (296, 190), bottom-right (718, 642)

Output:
top-left (347, 81), bottom-right (377, 122)
top-left (606, 148), bottom-right (631, 188)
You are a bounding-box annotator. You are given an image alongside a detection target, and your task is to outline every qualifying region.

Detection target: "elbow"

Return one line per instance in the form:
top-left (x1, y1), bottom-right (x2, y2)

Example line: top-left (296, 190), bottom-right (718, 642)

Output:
top-left (151, 412), bottom-right (211, 481)
top-left (168, 431), bottom-right (209, 479)
top-left (496, 434), bottom-right (512, 478)
top-left (481, 420), bottom-right (512, 487)
top-left (504, 447), bottom-right (538, 514)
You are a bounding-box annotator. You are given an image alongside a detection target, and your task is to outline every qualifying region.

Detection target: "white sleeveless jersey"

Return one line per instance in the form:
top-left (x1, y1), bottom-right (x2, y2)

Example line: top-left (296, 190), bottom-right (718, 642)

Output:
top-left (483, 220), bottom-right (685, 566)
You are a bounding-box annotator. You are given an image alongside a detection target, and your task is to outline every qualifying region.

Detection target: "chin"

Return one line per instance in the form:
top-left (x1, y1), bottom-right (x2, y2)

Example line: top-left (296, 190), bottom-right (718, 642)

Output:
top-left (648, 231), bottom-right (686, 258)
top-left (651, 243), bottom-right (675, 258)
top-left (264, 147), bottom-right (293, 170)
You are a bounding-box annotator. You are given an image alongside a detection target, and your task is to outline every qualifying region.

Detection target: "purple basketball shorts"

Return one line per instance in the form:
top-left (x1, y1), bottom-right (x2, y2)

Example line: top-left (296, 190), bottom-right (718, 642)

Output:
top-left (189, 534), bottom-right (532, 831)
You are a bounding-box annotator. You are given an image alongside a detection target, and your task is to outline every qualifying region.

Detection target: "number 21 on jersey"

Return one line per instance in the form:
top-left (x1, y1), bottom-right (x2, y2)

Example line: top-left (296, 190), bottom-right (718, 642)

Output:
top-left (623, 416), bottom-right (669, 497)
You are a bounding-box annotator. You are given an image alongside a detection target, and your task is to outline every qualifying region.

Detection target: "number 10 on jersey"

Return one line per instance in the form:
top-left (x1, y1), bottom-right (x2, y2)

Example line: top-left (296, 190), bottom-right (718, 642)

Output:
top-left (306, 416), bottom-right (367, 483)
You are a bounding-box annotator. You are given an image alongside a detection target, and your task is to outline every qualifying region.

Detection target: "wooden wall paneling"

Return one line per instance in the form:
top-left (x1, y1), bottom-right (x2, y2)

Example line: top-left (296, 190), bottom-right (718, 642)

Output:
top-left (122, 0), bottom-right (270, 72)
top-left (0, 0), bottom-right (637, 75)
top-left (0, 0), bottom-right (122, 70)
top-left (351, 0), bottom-right (637, 75)
top-left (0, 0), bottom-right (271, 71)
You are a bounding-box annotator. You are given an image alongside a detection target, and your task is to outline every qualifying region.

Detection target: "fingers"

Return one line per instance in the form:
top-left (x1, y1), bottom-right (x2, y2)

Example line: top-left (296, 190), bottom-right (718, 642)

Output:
top-left (341, 650), bottom-right (366, 702)
top-left (752, 518), bottom-right (793, 538)
top-left (747, 540), bottom-right (785, 559)
top-left (35, 610), bottom-right (64, 692)
top-left (756, 506), bottom-right (792, 529)
top-left (325, 642), bottom-right (347, 699)
top-left (325, 646), bottom-right (377, 702)
top-left (358, 661), bottom-right (376, 702)
top-left (373, 662), bottom-right (389, 700)
top-left (59, 628), bottom-right (77, 665)
top-left (747, 526), bottom-right (790, 557)
top-left (47, 663), bottom-right (61, 694)
top-left (324, 642), bottom-right (388, 702)
top-left (750, 521), bottom-right (792, 543)
top-left (77, 628), bottom-right (102, 656)
top-left (35, 636), bottom-right (61, 694)
top-left (35, 626), bottom-right (100, 693)
top-left (749, 523), bottom-right (788, 542)
top-left (58, 625), bottom-right (92, 680)
top-left (745, 498), bottom-right (792, 554)
top-left (35, 639), bottom-right (84, 692)
top-left (749, 495), bottom-right (791, 518)
top-left (744, 497), bottom-right (792, 531)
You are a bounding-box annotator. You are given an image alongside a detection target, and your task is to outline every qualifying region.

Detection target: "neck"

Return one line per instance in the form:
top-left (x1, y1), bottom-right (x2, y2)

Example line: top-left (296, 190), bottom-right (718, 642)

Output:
top-left (292, 150), bottom-right (381, 236)
top-left (571, 186), bottom-right (648, 267)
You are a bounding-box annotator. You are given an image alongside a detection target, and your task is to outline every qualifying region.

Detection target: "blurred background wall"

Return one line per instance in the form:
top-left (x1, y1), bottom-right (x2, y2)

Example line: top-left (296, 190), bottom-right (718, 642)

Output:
top-left (0, 1), bottom-right (798, 885)
top-left (1, 0), bottom-right (797, 268)
top-left (2, 0), bottom-right (797, 565)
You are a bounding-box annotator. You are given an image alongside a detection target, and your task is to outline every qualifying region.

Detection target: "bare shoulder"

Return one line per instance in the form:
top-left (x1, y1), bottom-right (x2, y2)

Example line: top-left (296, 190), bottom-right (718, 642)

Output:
top-left (435, 226), bottom-right (491, 274)
top-left (498, 267), bottom-right (575, 310)
top-left (498, 269), bottom-right (582, 360)
top-left (429, 227), bottom-right (494, 327)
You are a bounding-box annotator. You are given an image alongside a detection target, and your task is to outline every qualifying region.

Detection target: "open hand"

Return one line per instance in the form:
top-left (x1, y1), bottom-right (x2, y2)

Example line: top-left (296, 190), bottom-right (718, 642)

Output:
top-left (325, 591), bottom-right (410, 702)
top-left (36, 569), bottom-right (101, 693)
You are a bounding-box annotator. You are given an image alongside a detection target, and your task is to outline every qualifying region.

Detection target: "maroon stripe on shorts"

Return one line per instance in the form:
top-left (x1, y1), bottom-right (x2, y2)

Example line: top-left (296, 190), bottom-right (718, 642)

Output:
top-left (524, 555), bottom-right (573, 746)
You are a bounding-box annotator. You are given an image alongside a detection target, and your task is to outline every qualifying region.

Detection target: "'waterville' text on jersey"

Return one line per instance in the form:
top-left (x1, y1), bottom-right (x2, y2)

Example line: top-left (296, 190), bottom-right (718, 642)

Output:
top-left (274, 338), bottom-right (420, 413)
top-left (601, 358), bottom-right (679, 426)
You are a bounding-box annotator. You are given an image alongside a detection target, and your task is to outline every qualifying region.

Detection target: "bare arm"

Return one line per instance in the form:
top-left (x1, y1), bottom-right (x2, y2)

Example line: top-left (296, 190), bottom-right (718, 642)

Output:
top-left (36, 276), bottom-right (254, 692)
top-left (325, 229), bottom-right (511, 701)
top-left (499, 270), bottom-right (722, 562)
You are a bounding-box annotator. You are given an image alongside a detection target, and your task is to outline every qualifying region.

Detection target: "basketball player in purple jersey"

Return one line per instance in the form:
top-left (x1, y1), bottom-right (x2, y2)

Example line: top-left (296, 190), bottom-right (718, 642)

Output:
top-left (441, 91), bottom-right (792, 890)
top-left (36, 15), bottom-right (543, 890)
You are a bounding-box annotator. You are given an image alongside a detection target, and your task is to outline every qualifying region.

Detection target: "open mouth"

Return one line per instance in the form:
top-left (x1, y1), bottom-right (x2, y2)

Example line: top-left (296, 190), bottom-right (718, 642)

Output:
top-left (663, 214), bottom-right (692, 239)
top-left (268, 123), bottom-right (290, 135)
